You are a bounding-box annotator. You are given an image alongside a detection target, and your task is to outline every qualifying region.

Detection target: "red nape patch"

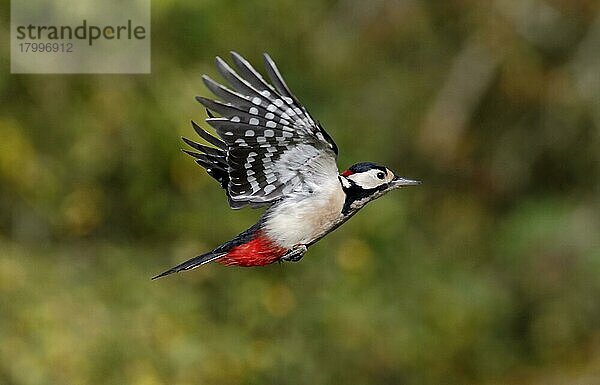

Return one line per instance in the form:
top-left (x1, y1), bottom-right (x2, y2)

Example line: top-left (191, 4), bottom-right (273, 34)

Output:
top-left (217, 232), bottom-right (287, 267)
top-left (341, 170), bottom-right (353, 177)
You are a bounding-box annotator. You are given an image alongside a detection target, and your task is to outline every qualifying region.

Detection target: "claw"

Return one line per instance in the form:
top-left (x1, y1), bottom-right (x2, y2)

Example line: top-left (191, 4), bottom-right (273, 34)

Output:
top-left (280, 244), bottom-right (307, 262)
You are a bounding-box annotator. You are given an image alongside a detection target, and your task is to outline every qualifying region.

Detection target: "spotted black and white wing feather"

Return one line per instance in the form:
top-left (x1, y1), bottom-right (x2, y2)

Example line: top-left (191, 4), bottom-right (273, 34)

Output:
top-left (183, 52), bottom-right (339, 209)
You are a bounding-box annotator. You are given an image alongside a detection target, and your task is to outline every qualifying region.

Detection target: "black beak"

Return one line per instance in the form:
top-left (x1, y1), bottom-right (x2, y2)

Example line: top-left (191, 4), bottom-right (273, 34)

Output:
top-left (390, 176), bottom-right (421, 188)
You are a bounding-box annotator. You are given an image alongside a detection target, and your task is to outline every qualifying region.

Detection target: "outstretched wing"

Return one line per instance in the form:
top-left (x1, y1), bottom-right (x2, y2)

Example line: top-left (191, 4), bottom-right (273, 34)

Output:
top-left (184, 52), bottom-right (339, 209)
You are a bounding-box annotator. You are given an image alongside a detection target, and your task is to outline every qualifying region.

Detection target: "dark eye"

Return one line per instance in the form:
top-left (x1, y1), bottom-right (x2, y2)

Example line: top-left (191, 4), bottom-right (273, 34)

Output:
top-left (376, 172), bottom-right (385, 180)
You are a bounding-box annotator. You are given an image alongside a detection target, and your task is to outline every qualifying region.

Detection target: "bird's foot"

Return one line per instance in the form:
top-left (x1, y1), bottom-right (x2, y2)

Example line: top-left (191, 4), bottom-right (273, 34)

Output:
top-left (280, 244), bottom-right (307, 262)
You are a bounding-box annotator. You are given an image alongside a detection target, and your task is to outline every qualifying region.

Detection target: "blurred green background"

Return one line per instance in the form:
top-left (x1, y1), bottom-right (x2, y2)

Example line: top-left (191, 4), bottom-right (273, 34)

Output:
top-left (1, 1), bottom-right (600, 384)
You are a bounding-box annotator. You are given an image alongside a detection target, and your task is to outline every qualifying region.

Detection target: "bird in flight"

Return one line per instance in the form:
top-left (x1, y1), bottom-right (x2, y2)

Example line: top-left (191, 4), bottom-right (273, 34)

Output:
top-left (153, 52), bottom-right (419, 279)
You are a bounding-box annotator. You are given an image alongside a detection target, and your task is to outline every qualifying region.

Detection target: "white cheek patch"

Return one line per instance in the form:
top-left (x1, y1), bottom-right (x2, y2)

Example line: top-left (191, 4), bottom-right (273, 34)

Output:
top-left (348, 169), bottom-right (388, 189)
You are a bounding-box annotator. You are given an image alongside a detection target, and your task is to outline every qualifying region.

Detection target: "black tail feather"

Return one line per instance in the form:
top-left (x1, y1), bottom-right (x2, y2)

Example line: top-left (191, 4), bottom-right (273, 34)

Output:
top-left (152, 222), bottom-right (263, 279)
top-left (152, 252), bottom-right (225, 280)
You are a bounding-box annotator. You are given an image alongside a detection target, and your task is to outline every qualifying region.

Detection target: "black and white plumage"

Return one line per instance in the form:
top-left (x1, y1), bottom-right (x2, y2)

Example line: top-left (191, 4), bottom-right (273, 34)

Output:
top-left (153, 52), bottom-right (420, 279)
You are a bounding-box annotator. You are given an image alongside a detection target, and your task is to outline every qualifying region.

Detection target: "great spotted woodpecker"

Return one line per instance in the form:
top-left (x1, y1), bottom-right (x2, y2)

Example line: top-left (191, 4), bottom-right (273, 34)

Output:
top-left (153, 52), bottom-right (420, 279)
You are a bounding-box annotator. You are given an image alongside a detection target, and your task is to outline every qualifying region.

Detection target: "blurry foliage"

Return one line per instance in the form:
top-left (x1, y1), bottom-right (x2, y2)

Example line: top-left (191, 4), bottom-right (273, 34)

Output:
top-left (1, 0), bottom-right (599, 384)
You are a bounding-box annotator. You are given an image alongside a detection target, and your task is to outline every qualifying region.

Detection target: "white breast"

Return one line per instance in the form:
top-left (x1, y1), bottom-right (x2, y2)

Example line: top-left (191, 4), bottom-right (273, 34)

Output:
top-left (263, 178), bottom-right (345, 249)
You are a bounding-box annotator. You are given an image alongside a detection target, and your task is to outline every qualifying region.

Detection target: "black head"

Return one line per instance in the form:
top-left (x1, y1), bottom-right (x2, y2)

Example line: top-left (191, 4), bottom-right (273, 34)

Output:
top-left (339, 162), bottom-right (420, 214)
